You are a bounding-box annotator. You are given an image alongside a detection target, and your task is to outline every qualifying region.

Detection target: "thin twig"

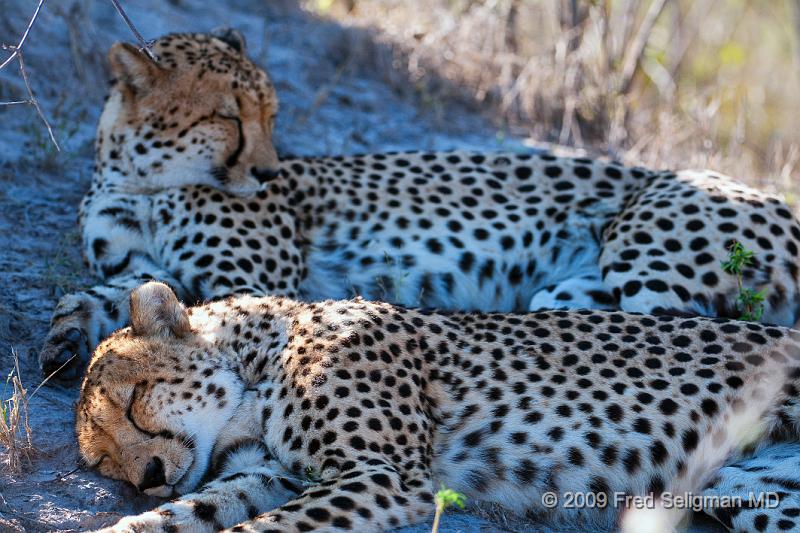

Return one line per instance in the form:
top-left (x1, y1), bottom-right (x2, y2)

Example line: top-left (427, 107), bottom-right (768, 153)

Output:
top-left (17, 51), bottom-right (59, 150)
top-left (0, 0), bottom-right (47, 71)
top-left (0, 0), bottom-right (153, 152)
top-left (107, 0), bottom-right (158, 61)
top-left (30, 353), bottom-right (77, 399)
top-left (1, 349), bottom-right (35, 474)
top-left (44, 465), bottom-right (81, 482)
top-left (0, 0), bottom-right (60, 149)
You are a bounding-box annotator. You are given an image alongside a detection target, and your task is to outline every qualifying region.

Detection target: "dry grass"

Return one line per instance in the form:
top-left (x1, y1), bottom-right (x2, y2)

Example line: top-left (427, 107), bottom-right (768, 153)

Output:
top-left (0, 349), bottom-right (34, 474)
top-left (0, 348), bottom-right (75, 475)
top-left (308, 0), bottom-right (800, 200)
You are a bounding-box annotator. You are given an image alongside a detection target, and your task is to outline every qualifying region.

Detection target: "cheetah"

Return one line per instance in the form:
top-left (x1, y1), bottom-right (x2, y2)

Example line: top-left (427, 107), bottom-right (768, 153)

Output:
top-left (41, 30), bottom-right (800, 382)
top-left (79, 282), bottom-right (800, 533)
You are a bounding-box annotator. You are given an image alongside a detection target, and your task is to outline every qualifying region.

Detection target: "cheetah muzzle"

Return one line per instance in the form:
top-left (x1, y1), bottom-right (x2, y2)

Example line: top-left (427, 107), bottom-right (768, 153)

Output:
top-left (79, 282), bottom-right (800, 532)
top-left (41, 31), bottom-right (800, 385)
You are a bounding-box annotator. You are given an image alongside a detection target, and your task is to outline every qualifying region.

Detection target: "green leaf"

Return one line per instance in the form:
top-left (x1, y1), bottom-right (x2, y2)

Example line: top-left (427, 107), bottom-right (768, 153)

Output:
top-left (435, 486), bottom-right (466, 510)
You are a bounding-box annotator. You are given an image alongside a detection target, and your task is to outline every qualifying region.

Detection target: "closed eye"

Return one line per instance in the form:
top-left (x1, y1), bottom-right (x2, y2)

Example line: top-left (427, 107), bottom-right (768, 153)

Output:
top-left (126, 382), bottom-right (175, 440)
top-left (126, 383), bottom-right (196, 450)
top-left (210, 112), bottom-right (244, 168)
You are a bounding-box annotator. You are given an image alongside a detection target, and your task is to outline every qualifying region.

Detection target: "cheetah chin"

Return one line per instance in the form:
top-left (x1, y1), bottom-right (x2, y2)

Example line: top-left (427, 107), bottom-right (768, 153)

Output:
top-left (79, 282), bottom-right (800, 533)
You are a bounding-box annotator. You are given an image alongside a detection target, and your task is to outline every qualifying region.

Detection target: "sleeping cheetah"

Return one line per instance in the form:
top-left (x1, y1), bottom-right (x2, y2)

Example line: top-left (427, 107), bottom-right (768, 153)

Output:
top-left (41, 29), bottom-right (800, 383)
top-left (79, 282), bottom-right (800, 532)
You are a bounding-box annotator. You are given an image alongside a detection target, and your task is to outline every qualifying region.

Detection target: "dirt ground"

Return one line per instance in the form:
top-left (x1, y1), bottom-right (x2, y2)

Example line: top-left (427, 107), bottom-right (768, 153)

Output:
top-left (0, 1), bottom-right (721, 532)
top-left (0, 0), bottom-right (516, 531)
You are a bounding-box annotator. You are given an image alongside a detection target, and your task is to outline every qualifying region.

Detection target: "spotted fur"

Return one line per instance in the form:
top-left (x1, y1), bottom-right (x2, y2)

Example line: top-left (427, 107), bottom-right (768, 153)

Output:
top-left (79, 282), bottom-right (800, 532)
top-left (703, 444), bottom-right (800, 532)
top-left (40, 31), bottom-right (800, 381)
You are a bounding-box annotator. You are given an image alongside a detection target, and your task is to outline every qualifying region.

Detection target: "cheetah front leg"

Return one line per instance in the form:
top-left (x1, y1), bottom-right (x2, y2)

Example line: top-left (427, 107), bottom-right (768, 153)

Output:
top-left (222, 463), bottom-right (435, 533)
top-left (98, 464), bottom-right (305, 533)
top-left (40, 257), bottom-right (188, 380)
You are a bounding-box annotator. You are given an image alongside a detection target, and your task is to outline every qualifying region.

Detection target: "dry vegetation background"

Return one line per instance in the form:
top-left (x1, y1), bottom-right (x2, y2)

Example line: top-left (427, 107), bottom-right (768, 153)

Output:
top-left (311, 0), bottom-right (800, 199)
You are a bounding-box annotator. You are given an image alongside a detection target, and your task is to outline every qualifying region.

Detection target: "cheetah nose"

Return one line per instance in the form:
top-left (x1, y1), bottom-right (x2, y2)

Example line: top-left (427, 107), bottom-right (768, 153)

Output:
top-left (138, 456), bottom-right (166, 492)
top-left (251, 166), bottom-right (280, 184)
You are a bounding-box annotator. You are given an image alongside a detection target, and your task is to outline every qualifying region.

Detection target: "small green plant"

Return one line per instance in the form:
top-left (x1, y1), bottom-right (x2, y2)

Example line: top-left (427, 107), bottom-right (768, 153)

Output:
top-left (305, 465), bottom-right (322, 482)
top-left (431, 485), bottom-right (466, 533)
top-left (720, 241), bottom-right (766, 321)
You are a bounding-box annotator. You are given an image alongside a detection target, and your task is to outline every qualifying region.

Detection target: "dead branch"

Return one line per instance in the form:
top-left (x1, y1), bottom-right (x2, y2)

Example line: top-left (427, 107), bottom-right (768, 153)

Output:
top-left (0, 0), bottom-right (46, 71)
top-left (1, 0), bottom-right (155, 151)
top-left (0, 0), bottom-right (59, 150)
top-left (108, 0), bottom-right (158, 61)
top-left (17, 51), bottom-right (59, 149)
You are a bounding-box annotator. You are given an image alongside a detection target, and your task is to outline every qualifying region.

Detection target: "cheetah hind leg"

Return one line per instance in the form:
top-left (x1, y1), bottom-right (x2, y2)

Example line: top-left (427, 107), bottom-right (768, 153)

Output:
top-left (700, 443), bottom-right (800, 532)
top-left (528, 272), bottom-right (617, 312)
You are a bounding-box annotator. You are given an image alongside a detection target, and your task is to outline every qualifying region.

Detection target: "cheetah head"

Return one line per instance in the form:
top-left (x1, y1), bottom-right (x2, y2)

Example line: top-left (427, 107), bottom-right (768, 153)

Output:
top-left (99, 29), bottom-right (279, 196)
top-left (76, 282), bottom-right (245, 496)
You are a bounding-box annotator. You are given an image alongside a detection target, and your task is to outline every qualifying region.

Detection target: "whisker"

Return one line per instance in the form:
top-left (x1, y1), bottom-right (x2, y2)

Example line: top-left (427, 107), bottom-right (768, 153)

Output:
top-left (210, 166), bottom-right (230, 183)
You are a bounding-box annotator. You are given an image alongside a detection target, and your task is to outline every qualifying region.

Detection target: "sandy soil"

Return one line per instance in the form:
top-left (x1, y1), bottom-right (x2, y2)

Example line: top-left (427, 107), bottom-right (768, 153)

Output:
top-left (0, 0), bottom-right (515, 531)
top-left (0, 1), bottom-right (720, 532)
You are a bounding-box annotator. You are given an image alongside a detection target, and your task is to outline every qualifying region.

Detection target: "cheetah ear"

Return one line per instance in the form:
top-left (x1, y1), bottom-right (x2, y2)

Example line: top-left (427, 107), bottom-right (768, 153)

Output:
top-left (108, 42), bottom-right (161, 93)
top-left (129, 282), bottom-right (191, 338)
top-left (211, 27), bottom-right (247, 54)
